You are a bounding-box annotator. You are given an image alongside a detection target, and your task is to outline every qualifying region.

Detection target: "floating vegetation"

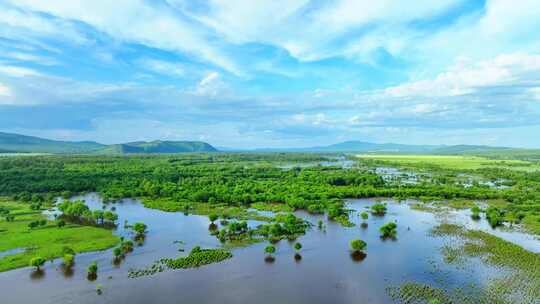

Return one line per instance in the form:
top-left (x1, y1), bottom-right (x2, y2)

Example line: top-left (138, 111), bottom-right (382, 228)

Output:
top-left (128, 247), bottom-right (232, 278)
top-left (422, 223), bottom-right (540, 303)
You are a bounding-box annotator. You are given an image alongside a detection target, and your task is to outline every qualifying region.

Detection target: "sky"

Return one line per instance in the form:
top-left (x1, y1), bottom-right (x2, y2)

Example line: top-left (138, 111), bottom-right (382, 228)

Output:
top-left (0, 0), bottom-right (540, 148)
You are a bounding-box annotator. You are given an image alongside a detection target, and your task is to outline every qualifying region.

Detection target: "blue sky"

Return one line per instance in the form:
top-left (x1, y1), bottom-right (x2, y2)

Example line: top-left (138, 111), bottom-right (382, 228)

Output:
top-left (1, 0), bottom-right (540, 148)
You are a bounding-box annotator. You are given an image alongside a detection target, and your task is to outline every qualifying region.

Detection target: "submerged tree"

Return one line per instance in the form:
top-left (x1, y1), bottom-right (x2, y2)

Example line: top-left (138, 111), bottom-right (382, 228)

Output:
top-left (265, 244), bottom-right (276, 263)
top-left (63, 254), bottom-right (75, 268)
top-left (371, 203), bottom-right (387, 216)
top-left (29, 257), bottom-right (46, 271)
top-left (87, 261), bottom-right (98, 281)
top-left (294, 242), bottom-right (302, 261)
top-left (380, 222), bottom-right (398, 239)
top-left (349, 239), bottom-right (367, 252)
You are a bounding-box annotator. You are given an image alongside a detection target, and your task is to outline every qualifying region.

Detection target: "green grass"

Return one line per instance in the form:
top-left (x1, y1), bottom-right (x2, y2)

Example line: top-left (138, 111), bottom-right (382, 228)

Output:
top-left (0, 199), bottom-right (120, 272)
top-left (357, 154), bottom-right (539, 171)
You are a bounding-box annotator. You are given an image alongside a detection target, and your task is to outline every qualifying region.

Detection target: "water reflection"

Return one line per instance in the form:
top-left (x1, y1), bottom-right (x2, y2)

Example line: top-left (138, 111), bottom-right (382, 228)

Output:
top-left (349, 251), bottom-right (367, 263)
top-left (30, 270), bottom-right (45, 281)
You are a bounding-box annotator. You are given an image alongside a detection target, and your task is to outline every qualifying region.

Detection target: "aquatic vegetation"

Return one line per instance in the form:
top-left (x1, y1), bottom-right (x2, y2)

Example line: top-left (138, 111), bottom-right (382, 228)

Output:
top-left (428, 223), bottom-right (540, 303)
top-left (379, 222), bottom-right (397, 239)
top-left (128, 247), bottom-right (232, 278)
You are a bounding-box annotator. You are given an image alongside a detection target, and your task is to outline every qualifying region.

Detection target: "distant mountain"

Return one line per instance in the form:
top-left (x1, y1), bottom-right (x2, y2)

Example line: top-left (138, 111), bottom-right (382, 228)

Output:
top-left (97, 140), bottom-right (218, 154)
top-left (0, 132), bottom-right (218, 154)
top-left (222, 141), bottom-right (518, 154)
top-left (304, 141), bottom-right (441, 153)
top-left (0, 132), bottom-right (105, 154)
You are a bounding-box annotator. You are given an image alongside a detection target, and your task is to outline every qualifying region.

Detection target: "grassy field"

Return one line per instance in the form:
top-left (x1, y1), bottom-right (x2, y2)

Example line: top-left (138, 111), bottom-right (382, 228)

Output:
top-left (0, 199), bottom-right (120, 272)
top-left (357, 154), bottom-right (540, 171)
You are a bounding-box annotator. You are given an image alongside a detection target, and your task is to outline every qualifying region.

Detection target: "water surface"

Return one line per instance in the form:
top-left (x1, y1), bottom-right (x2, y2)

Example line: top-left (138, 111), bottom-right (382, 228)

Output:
top-left (0, 194), bottom-right (536, 303)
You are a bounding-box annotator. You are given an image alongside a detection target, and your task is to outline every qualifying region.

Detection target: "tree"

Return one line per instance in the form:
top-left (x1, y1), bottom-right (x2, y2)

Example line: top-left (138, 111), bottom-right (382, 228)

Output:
top-left (62, 246), bottom-right (76, 255)
top-left (56, 219), bottom-right (66, 228)
top-left (380, 222), bottom-right (397, 239)
top-left (371, 203), bottom-right (387, 216)
top-left (92, 210), bottom-right (104, 225)
top-left (27, 221), bottom-right (39, 229)
top-left (349, 239), bottom-right (367, 252)
top-left (87, 261), bottom-right (98, 276)
top-left (63, 254), bottom-right (74, 267)
top-left (132, 222), bottom-right (147, 235)
top-left (294, 242), bottom-right (302, 251)
top-left (113, 247), bottom-right (122, 260)
top-left (208, 213), bottom-right (219, 223)
top-left (265, 245), bottom-right (276, 255)
top-left (29, 257), bottom-right (46, 271)
top-left (360, 212), bottom-right (369, 220)
top-left (103, 211), bottom-right (118, 223)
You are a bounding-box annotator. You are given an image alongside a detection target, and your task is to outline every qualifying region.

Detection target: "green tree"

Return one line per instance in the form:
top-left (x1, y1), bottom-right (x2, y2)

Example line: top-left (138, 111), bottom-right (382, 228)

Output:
top-left (63, 254), bottom-right (75, 267)
top-left (29, 257), bottom-right (46, 271)
top-left (360, 212), bottom-right (369, 220)
top-left (132, 222), bottom-right (147, 235)
top-left (265, 245), bottom-right (276, 255)
top-left (87, 261), bottom-right (98, 276)
top-left (294, 242), bottom-right (302, 251)
top-left (350, 239), bottom-right (367, 252)
top-left (208, 213), bottom-right (219, 223)
top-left (380, 222), bottom-right (398, 239)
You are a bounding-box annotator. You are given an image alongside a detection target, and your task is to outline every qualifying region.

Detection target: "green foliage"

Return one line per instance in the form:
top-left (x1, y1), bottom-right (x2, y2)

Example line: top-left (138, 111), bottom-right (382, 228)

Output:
top-left (128, 248), bottom-right (232, 278)
top-left (360, 211), bottom-right (369, 220)
top-left (485, 207), bottom-right (504, 228)
top-left (294, 242), bottom-right (302, 251)
top-left (265, 245), bottom-right (276, 255)
top-left (63, 254), bottom-right (74, 267)
top-left (29, 257), bottom-right (46, 270)
top-left (349, 239), bottom-right (367, 252)
top-left (380, 222), bottom-right (398, 239)
top-left (208, 213), bottom-right (219, 223)
top-left (132, 222), bottom-right (147, 235)
top-left (87, 261), bottom-right (98, 275)
top-left (371, 203), bottom-right (387, 216)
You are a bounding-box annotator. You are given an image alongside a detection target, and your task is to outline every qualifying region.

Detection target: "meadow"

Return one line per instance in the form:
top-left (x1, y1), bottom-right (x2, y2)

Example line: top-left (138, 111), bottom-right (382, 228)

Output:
top-left (0, 199), bottom-right (119, 272)
top-left (356, 154), bottom-right (540, 171)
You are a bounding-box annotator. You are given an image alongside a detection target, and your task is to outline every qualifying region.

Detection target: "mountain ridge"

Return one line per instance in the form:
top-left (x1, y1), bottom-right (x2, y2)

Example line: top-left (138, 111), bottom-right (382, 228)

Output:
top-left (0, 132), bottom-right (218, 154)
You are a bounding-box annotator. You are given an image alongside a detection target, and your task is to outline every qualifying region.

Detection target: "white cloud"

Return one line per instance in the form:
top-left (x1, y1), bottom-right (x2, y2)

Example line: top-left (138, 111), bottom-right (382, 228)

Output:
top-left (384, 53), bottom-right (540, 98)
top-left (0, 82), bottom-right (12, 96)
top-left (0, 65), bottom-right (41, 77)
top-left (10, 0), bottom-right (242, 75)
top-left (194, 71), bottom-right (226, 97)
top-left (137, 58), bottom-right (185, 77)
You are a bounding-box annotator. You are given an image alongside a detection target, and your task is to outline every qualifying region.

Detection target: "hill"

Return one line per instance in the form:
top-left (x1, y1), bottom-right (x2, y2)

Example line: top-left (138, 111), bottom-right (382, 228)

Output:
top-left (0, 132), bottom-right (105, 154)
top-left (97, 140), bottom-right (218, 154)
top-left (0, 132), bottom-right (218, 154)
